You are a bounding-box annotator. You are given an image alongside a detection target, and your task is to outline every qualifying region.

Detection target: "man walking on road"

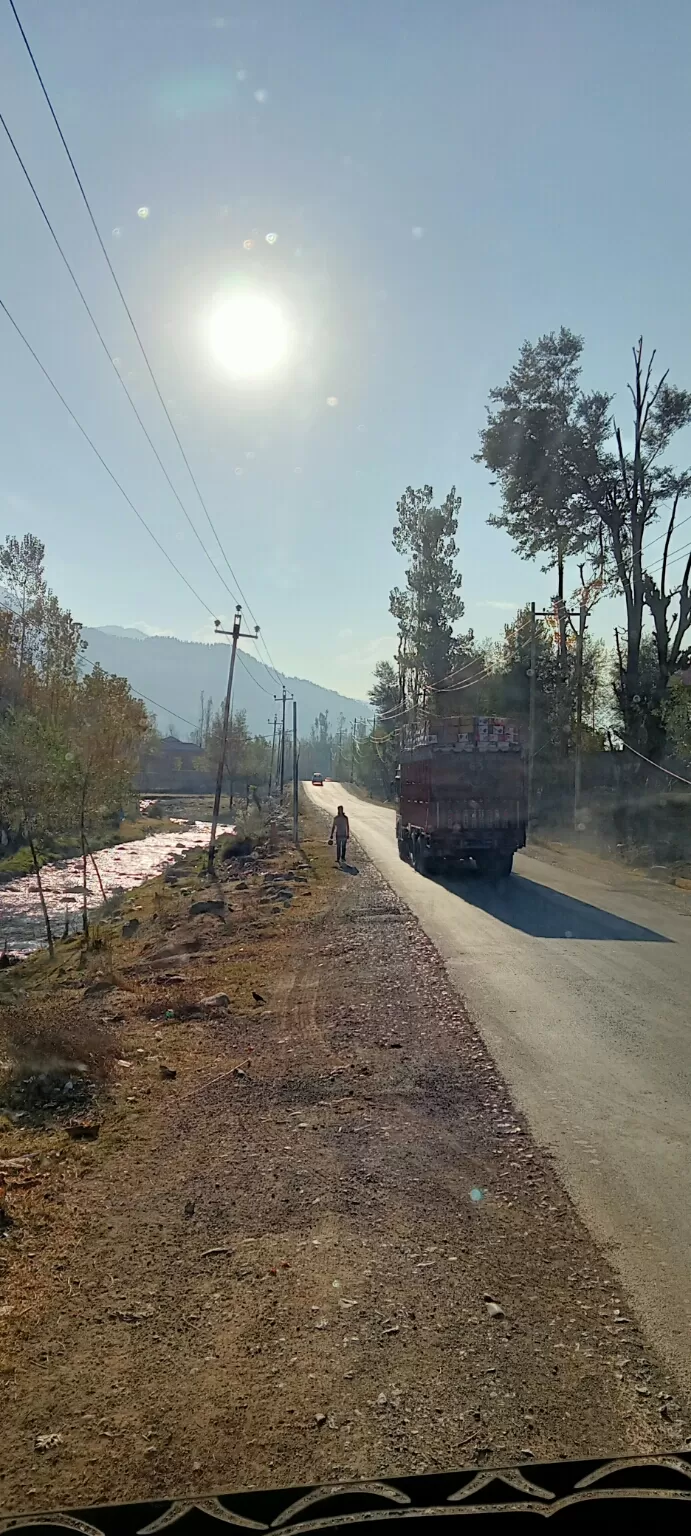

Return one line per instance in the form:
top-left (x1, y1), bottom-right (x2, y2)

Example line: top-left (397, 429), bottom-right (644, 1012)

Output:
top-left (329, 805), bottom-right (350, 864)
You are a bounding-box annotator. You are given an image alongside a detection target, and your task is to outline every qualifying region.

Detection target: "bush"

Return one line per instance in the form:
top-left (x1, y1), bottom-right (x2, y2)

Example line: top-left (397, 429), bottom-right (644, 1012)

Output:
top-left (221, 833), bottom-right (254, 860)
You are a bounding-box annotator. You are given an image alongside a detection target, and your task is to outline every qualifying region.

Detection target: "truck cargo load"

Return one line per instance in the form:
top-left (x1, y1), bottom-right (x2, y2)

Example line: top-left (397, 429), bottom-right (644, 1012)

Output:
top-left (396, 717), bottom-right (526, 877)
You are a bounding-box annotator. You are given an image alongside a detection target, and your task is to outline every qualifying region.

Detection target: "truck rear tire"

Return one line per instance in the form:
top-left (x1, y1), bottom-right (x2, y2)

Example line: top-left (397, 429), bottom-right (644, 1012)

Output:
top-left (413, 841), bottom-right (440, 877)
top-left (397, 836), bottom-right (409, 863)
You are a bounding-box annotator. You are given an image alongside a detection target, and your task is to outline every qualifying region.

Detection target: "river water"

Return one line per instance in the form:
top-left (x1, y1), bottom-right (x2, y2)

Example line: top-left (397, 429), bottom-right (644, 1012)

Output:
top-left (0, 821), bottom-right (234, 957)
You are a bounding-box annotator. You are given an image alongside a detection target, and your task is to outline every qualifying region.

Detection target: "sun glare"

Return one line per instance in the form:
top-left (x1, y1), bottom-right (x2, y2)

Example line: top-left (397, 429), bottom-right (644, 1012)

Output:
top-left (208, 293), bottom-right (290, 379)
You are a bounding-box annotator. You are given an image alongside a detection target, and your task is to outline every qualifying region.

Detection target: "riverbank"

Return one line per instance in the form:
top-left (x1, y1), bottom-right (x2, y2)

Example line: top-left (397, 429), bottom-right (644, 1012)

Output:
top-left (0, 816), bottom-right (182, 885)
top-left (0, 818), bottom-right (234, 956)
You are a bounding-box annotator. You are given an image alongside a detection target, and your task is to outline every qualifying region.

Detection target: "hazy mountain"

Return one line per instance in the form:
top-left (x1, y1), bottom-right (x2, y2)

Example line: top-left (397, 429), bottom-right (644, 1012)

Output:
top-left (97, 625), bottom-right (148, 641)
top-left (82, 627), bottom-right (371, 738)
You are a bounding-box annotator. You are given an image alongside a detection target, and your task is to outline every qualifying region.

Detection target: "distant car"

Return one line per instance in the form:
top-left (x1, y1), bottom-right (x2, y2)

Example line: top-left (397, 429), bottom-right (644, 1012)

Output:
top-left (311, 772), bottom-right (324, 786)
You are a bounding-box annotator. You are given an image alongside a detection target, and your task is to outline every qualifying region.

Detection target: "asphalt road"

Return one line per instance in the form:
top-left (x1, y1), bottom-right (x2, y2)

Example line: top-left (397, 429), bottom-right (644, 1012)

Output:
top-left (306, 779), bottom-right (691, 1395)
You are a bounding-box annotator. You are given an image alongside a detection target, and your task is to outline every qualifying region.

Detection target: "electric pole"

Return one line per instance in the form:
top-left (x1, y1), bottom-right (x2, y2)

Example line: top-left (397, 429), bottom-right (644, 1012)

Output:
top-left (527, 602), bottom-right (536, 836)
top-left (292, 698), bottom-right (299, 844)
top-left (208, 607), bottom-right (259, 872)
top-left (274, 686), bottom-right (294, 799)
top-left (350, 717), bottom-right (357, 783)
top-left (276, 687), bottom-right (286, 798)
top-left (527, 601), bottom-right (582, 842)
top-left (267, 714), bottom-right (277, 798)
top-left (279, 688), bottom-right (287, 798)
top-left (574, 600), bottom-right (587, 830)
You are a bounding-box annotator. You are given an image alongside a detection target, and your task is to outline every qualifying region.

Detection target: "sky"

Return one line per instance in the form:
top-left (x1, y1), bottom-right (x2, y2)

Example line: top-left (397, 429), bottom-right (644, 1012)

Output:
top-left (2, 0), bottom-right (691, 701)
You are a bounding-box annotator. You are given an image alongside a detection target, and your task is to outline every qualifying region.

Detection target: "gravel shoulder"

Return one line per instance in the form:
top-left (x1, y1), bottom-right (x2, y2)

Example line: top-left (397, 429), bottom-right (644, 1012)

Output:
top-left (521, 837), bottom-right (691, 915)
top-left (0, 811), bottom-right (687, 1516)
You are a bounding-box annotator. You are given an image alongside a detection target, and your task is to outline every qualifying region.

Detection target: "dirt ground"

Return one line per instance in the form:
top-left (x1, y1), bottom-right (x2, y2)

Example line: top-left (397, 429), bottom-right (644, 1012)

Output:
top-left (522, 836), bottom-right (691, 914)
top-left (0, 808), bottom-right (688, 1517)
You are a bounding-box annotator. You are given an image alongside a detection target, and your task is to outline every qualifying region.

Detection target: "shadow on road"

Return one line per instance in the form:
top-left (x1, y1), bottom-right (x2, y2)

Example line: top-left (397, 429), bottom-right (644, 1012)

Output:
top-left (338, 863), bottom-right (360, 876)
top-left (435, 870), bottom-right (672, 942)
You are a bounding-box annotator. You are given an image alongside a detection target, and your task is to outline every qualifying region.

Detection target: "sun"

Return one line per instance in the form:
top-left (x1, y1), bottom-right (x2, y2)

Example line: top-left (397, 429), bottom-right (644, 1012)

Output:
top-left (208, 293), bottom-right (290, 379)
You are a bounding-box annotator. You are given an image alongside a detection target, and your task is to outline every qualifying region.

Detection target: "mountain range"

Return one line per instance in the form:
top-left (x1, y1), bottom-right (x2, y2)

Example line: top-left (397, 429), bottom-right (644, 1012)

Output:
top-left (81, 626), bottom-right (371, 739)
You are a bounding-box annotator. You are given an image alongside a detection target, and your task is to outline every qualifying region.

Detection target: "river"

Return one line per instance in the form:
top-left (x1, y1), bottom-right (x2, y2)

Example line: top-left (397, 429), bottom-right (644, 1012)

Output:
top-left (0, 821), bottom-right (234, 956)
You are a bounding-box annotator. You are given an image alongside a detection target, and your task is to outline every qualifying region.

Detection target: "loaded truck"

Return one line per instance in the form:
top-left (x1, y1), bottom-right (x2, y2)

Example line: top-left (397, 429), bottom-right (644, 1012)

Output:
top-left (395, 716), bottom-right (526, 878)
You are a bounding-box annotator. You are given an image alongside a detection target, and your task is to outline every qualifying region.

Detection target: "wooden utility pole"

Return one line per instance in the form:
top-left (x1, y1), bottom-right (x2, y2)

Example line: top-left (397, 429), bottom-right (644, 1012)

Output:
top-left (208, 608), bottom-right (259, 872)
top-left (274, 686), bottom-right (294, 799)
top-left (350, 717), bottom-right (357, 783)
top-left (267, 714), bottom-right (277, 797)
top-left (279, 688), bottom-right (287, 798)
top-left (292, 699), bottom-right (299, 844)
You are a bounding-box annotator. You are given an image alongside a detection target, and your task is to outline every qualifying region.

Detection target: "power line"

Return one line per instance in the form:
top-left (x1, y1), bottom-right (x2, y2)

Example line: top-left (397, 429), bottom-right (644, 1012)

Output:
top-left (427, 649), bottom-right (499, 691)
top-left (379, 611), bottom-right (537, 711)
top-left (646, 538), bottom-right (691, 584)
top-left (429, 605), bottom-right (537, 697)
top-left (0, 110), bottom-right (244, 615)
top-left (235, 648), bottom-right (272, 694)
top-left (642, 509), bottom-right (691, 558)
top-left (429, 665), bottom-right (494, 695)
top-left (613, 736), bottom-right (691, 787)
top-left (0, 292), bottom-right (217, 619)
top-left (376, 660), bottom-right (495, 715)
top-left (77, 654), bottom-right (197, 730)
top-left (252, 632), bottom-right (285, 690)
top-left (7, 0), bottom-right (285, 690)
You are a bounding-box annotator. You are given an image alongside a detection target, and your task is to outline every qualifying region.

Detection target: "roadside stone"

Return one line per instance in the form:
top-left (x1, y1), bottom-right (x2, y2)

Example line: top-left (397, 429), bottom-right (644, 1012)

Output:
top-left (66, 1119), bottom-right (100, 1141)
top-left (159, 1065), bottom-right (177, 1080)
top-left (190, 899), bottom-right (225, 917)
top-left (83, 978), bottom-right (116, 997)
top-left (122, 919), bottom-right (140, 939)
top-left (201, 993), bottom-right (231, 1009)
